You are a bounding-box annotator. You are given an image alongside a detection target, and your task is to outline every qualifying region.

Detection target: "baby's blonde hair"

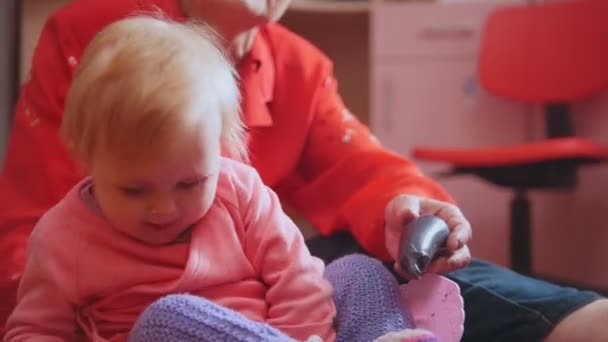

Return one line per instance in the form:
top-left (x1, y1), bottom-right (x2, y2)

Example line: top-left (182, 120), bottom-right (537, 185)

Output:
top-left (61, 15), bottom-right (246, 165)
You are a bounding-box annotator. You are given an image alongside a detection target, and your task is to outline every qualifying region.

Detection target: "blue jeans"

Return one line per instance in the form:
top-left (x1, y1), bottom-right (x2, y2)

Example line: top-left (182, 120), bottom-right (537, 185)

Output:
top-left (306, 232), bottom-right (602, 342)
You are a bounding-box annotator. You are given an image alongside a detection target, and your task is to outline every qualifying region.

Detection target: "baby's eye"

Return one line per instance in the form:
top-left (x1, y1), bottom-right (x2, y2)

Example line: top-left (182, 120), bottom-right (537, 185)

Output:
top-left (121, 187), bottom-right (147, 197)
top-left (177, 179), bottom-right (203, 190)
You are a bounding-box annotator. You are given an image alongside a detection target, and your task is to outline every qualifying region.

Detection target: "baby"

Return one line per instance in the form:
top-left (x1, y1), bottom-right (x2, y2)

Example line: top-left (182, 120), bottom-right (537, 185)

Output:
top-left (4, 16), bottom-right (438, 342)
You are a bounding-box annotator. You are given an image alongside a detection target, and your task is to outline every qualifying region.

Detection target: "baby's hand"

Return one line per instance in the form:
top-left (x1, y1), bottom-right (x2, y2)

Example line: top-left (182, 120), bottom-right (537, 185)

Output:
top-left (305, 335), bottom-right (323, 342)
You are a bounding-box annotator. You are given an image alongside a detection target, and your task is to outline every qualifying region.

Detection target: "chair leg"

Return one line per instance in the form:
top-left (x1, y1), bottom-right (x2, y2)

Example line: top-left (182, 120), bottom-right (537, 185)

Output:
top-left (510, 190), bottom-right (531, 275)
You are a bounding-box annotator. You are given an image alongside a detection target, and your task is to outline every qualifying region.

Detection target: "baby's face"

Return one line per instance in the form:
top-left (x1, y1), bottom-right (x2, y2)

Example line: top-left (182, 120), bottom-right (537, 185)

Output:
top-left (89, 118), bottom-right (222, 245)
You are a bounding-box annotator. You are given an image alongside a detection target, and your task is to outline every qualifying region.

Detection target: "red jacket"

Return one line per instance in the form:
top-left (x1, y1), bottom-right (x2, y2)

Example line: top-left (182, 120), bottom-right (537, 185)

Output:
top-left (0, 0), bottom-right (451, 330)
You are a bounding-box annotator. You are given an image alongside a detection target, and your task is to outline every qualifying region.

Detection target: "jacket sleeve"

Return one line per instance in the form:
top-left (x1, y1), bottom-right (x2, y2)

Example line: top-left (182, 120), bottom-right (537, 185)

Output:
top-left (283, 61), bottom-right (453, 261)
top-left (239, 167), bottom-right (336, 341)
top-left (4, 219), bottom-right (78, 341)
top-left (0, 11), bottom-right (83, 321)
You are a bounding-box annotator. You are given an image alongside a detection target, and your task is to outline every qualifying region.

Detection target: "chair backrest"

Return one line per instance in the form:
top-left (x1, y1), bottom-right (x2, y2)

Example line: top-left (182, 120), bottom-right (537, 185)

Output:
top-left (478, 0), bottom-right (608, 105)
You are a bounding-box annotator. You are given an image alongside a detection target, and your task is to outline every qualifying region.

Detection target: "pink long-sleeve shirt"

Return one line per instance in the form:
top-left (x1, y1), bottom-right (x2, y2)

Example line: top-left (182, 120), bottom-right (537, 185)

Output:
top-left (5, 158), bottom-right (336, 341)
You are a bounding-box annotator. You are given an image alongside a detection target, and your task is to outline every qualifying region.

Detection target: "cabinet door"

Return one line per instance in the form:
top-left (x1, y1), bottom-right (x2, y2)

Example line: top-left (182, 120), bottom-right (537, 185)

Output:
top-left (371, 62), bottom-right (531, 167)
top-left (371, 0), bottom-right (527, 60)
top-left (371, 61), bottom-right (531, 264)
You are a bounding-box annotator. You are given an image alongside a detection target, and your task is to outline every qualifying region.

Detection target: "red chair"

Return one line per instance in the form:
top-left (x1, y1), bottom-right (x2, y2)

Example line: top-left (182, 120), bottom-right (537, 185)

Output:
top-left (412, 0), bottom-right (608, 275)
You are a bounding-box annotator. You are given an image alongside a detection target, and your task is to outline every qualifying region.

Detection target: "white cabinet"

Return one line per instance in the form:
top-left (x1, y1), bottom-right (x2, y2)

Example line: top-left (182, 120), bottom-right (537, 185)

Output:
top-left (370, 0), bottom-right (529, 266)
top-left (371, 1), bottom-right (608, 289)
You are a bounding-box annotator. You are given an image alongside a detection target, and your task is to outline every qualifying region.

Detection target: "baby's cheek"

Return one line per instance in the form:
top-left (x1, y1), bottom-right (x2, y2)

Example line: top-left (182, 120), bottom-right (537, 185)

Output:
top-left (107, 199), bottom-right (144, 226)
top-left (178, 193), bottom-right (207, 220)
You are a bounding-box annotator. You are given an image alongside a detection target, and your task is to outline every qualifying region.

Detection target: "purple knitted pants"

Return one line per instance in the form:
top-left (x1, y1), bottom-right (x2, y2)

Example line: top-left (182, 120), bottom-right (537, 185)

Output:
top-left (129, 254), bottom-right (429, 342)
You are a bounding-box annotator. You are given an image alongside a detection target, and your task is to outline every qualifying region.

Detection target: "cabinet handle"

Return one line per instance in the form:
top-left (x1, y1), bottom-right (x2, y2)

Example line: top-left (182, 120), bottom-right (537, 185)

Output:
top-left (419, 25), bottom-right (475, 41)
